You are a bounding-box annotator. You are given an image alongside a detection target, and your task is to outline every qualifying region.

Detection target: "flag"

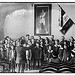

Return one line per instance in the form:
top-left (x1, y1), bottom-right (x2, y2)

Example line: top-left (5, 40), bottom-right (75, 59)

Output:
top-left (58, 4), bottom-right (74, 35)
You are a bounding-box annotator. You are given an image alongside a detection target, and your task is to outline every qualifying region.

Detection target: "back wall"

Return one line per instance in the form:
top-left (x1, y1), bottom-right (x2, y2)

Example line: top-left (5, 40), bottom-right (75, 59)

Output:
top-left (0, 3), bottom-right (75, 40)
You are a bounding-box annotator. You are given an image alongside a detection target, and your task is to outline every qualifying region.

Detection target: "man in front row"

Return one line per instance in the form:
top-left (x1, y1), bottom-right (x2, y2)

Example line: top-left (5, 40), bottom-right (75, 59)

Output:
top-left (34, 41), bottom-right (42, 69)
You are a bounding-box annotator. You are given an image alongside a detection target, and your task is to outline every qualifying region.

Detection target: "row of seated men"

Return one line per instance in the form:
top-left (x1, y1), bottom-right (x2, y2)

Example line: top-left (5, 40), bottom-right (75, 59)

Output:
top-left (0, 35), bottom-right (75, 72)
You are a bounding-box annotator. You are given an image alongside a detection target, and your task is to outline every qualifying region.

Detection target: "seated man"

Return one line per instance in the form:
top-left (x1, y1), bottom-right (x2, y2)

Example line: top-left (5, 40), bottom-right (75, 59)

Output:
top-left (46, 44), bottom-right (53, 62)
top-left (69, 41), bottom-right (75, 64)
top-left (51, 40), bottom-right (60, 63)
top-left (62, 42), bottom-right (69, 63)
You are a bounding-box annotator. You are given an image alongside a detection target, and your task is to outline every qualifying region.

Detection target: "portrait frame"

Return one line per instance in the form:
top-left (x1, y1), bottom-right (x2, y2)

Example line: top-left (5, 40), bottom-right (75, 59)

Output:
top-left (34, 4), bottom-right (52, 35)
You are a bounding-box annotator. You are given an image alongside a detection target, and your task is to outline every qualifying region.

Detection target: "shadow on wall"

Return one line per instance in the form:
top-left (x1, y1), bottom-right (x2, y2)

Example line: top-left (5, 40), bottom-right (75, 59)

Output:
top-left (4, 9), bottom-right (34, 39)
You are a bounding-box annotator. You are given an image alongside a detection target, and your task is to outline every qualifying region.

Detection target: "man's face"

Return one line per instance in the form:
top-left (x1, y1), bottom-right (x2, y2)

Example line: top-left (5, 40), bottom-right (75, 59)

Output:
top-left (13, 42), bottom-right (15, 45)
top-left (51, 35), bottom-right (54, 40)
top-left (61, 36), bottom-right (64, 41)
top-left (0, 47), bottom-right (3, 51)
top-left (31, 39), bottom-right (34, 44)
top-left (55, 41), bottom-right (58, 44)
top-left (64, 41), bottom-right (66, 45)
top-left (36, 43), bottom-right (39, 47)
top-left (27, 44), bottom-right (29, 47)
top-left (49, 46), bottom-right (51, 50)
top-left (5, 40), bottom-right (8, 44)
top-left (38, 36), bottom-right (41, 40)
top-left (31, 36), bottom-right (34, 39)
top-left (74, 43), bottom-right (75, 47)
top-left (42, 10), bottom-right (44, 13)
top-left (70, 37), bottom-right (72, 41)
top-left (17, 42), bottom-right (20, 46)
top-left (11, 46), bottom-right (14, 49)
top-left (26, 36), bottom-right (29, 40)
top-left (23, 44), bottom-right (26, 47)
top-left (64, 45), bottom-right (67, 49)
top-left (22, 36), bottom-right (25, 40)
top-left (70, 42), bottom-right (72, 46)
top-left (28, 40), bottom-right (31, 45)
top-left (45, 39), bottom-right (48, 44)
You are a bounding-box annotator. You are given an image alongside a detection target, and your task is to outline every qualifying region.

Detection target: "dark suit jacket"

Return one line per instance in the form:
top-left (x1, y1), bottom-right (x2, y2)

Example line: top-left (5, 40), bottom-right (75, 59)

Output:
top-left (53, 45), bottom-right (59, 58)
top-left (34, 46), bottom-right (42, 60)
top-left (20, 46), bottom-right (27, 62)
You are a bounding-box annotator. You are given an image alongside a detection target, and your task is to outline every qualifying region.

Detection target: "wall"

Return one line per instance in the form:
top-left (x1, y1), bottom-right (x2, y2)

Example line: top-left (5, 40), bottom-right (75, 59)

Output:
top-left (0, 3), bottom-right (75, 40)
top-left (52, 3), bottom-right (75, 40)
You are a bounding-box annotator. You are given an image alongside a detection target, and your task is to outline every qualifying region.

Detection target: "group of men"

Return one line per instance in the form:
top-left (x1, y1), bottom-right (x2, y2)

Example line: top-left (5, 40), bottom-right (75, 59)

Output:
top-left (0, 34), bottom-right (75, 72)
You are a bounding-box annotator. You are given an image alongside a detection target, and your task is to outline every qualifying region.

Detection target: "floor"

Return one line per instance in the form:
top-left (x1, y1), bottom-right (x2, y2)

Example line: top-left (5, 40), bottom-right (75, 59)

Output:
top-left (24, 70), bottom-right (39, 73)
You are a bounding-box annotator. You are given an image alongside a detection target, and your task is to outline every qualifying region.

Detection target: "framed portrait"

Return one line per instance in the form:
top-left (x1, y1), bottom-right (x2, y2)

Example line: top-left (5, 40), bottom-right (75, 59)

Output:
top-left (34, 4), bottom-right (52, 35)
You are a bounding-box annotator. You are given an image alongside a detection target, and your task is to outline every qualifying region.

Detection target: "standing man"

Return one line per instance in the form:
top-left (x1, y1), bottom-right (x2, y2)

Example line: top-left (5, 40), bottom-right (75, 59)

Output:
top-left (34, 42), bottom-right (42, 69)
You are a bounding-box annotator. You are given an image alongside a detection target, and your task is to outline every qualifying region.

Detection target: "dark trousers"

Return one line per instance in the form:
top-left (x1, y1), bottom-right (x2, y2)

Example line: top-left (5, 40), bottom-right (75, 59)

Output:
top-left (21, 62), bottom-right (25, 72)
top-left (29, 59), bottom-right (33, 70)
top-left (9, 59), bottom-right (15, 72)
top-left (19, 60), bottom-right (25, 72)
top-left (33, 59), bottom-right (41, 69)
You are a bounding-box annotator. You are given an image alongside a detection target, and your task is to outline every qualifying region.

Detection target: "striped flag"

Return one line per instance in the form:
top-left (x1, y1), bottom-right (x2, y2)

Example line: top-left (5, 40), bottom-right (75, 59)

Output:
top-left (58, 4), bottom-right (74, 35)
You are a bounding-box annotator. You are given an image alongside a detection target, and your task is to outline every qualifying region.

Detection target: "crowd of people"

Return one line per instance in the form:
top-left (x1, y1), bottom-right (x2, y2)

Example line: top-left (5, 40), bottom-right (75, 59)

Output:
top-left (0, 34), bottom-right (75, 72)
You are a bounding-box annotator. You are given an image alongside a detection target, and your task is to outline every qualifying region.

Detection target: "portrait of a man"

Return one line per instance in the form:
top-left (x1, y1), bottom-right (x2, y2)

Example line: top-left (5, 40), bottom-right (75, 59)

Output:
top-left (34, 4), bottom-right (52, 35)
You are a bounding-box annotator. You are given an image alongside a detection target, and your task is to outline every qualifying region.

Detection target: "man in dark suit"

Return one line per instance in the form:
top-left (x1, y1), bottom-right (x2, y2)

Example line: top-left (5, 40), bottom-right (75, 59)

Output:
top-left (20, 43), bottom-right (27, 72)
top-left (58, 36), bottom-right (65, 62)
top-left (51, 40), bottom-right (60, 63)
top-left (15, 42), bottom-right (23, 72)
top-left (50, 35), bottom-right (55, 50)
top-left (69, 41), bottom-right (75, 64)
top-left (31, 38), bottom-right (35, 70)
top-left (26, 34), bottom-right (30, 42)
top-left (60, 36), bottom-right (65, 48)
top-left (20, 36), bottom-right (26, 46)
top-left (34, 42), bottom-right (42, 69)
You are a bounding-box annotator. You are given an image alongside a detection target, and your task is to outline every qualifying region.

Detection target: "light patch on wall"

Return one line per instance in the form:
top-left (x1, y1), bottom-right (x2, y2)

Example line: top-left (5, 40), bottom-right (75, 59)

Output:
top-left (4, 9), bottom-right (34, 39)
top-left (6, 9), bottom-right (32, 18)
